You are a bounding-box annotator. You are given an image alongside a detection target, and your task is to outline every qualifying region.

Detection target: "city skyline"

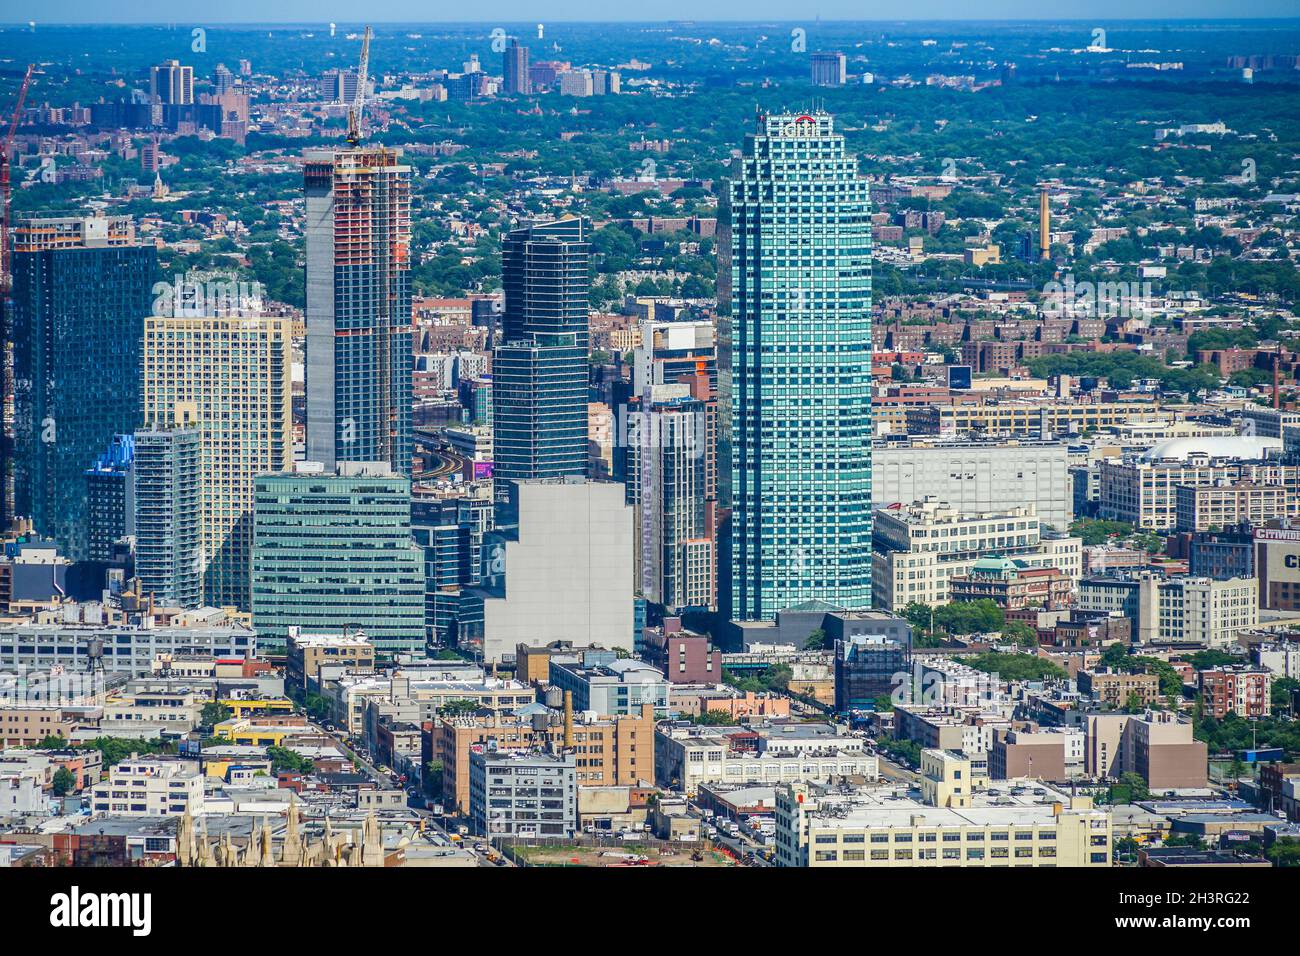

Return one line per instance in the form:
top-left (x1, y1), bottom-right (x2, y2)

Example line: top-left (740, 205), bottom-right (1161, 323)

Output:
top-left (4, 7), bottom-right (1298, 24)
top-left (0, 13), bottom-right (1294, 898)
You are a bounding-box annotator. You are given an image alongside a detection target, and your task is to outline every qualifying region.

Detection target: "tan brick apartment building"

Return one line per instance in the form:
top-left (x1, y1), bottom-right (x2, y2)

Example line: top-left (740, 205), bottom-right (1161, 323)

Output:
top-left (424, 701), bottom-right (655, 814)
top-left (0, 706), bottom-right (85, 747)
top-left (1077, 669), bottom-right (1162, 709)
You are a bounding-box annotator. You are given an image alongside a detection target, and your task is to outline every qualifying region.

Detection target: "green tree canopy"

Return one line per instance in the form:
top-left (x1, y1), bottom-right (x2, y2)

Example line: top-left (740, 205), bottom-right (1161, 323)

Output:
top-left (51, 766), bottom-right (77, 796)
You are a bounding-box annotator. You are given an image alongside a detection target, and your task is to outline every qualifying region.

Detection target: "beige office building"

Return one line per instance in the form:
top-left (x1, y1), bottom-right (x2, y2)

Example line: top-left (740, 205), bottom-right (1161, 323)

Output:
top-left (1085, 710), bottom-right (1208, 789)
top-left (872, 498), bottom-right (1081, 610)
top-left (0, 706), bottom-right (86, 747)
top-left (910, 401), bottom-right (1167, 439)
top-left (776, 773), bottom-right (1112, 868)
top-left (920, 749), bottom-right (989, 808)
top-left (143, 315), bottom-right (294, 609)
top-left (1174, 482), bottom-right (1296, 533)
top-left (1079, 573), bottom-right (1258, 647)
top-left (1098, 439), bottom-right (1294, 531)
top-left (286, 633), bottom-right (376, 689)
top-left (430, 704), bottom-right (656, 814)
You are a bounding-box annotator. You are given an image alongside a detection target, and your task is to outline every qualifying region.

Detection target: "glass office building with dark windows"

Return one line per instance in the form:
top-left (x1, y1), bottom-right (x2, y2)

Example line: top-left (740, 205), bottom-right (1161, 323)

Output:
top-left (10, 215), bottom-right (155, 559)
top-left (721, 112), bottom-right (873, 621)
top-left (492, 218), bottom-right (591, 493)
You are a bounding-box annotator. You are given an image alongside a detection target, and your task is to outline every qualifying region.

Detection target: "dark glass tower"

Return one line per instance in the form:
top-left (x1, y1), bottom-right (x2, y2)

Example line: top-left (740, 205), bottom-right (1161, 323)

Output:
top-left (492, 218), bottom-right (590, 493)
top-left (85, 433), bottom-right (135, 561)
top-left (11, 215), bottom-right (155, 558)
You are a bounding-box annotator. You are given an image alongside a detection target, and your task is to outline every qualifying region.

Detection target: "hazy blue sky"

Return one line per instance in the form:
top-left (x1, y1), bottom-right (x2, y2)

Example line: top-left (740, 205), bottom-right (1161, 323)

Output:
top-left (3, 2), bottom-right (1297, 24)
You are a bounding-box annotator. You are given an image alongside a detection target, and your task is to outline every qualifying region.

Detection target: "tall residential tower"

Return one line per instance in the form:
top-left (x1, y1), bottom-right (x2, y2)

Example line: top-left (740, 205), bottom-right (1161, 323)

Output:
top-left (721, 112), bottom-right (874, 620)
top-left (132, 424), bottom-right (203, 609)
top-left (304, 146), bottom-right (413, 477)
top-left (503, 38), bottom-right (532, 96)
top-left (492, 217), bottom-right (591, 492)
top-left (142, 314), bottom-right (294, 609)
top-left (10, 214), bottom-right (155, 557)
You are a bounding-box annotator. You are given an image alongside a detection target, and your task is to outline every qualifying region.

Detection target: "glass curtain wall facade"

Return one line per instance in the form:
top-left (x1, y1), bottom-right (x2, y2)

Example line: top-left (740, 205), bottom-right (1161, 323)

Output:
top-left (492, 218), bottom-right (590, 494)
top-left (721, 112), bottom-right (873, 621)
top-left (251, 466), bottom-right (424, 655)
top-left (11, 215), bottom-right (155, 558)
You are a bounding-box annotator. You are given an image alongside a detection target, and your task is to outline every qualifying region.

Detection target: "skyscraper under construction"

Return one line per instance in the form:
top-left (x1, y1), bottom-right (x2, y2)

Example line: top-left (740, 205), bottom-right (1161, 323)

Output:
top-left (304, 146), bottom-right (413, 476)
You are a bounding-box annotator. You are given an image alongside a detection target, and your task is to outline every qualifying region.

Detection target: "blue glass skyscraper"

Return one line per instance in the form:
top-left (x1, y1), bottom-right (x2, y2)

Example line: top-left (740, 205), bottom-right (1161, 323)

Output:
top-left (720, 112), bottom-right (873, 621)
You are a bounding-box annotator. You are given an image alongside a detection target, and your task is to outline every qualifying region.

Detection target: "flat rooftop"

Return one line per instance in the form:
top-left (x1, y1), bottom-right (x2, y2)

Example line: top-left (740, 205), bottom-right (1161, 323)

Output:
top-left (801, 781), bottom-right (1105, 830)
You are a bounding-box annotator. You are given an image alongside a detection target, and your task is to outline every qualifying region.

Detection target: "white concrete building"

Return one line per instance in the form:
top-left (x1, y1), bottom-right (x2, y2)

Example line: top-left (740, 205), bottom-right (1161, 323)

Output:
top-left (477, 479), bottom-right (634, 662)
top-left (871, 498), bottom-right (1082, 610)
top-left (100, 686), bottom-right (205, 737)
top-left (1254, 640), bottom-right (1300, 679)
top-left (1078, 573), bottom-right (1258, 647)
top-left (655, 724), bottom-right (877, 793)
top-left (0, 605), bottom-right (256, 675)
top-left (872, 439), bottom-right (1073, 531)
top-left (469, 749), bottom-right (576, 839)
top-left (89, 757), bottom-right (204, 817)
top-left (0, 768), bottom-right (46, 819)
top-left (774, 778), bottom-right (1112, 868)
top-left (1098, 438), bottom-right (1293, 531)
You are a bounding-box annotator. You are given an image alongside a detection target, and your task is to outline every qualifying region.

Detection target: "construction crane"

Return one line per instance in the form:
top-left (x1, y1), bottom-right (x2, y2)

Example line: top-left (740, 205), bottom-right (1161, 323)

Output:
top-left (1, 65), bottom-right (35, 298)
top-left (345, 26), bottom-right (372, 147)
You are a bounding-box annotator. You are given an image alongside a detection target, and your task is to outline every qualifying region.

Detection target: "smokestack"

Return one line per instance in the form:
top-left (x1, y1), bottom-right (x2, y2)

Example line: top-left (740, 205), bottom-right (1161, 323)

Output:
top-left (563, 690), bottom-right (574, 749)
top-left (1038, 188), bottom-right (1051, 262)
